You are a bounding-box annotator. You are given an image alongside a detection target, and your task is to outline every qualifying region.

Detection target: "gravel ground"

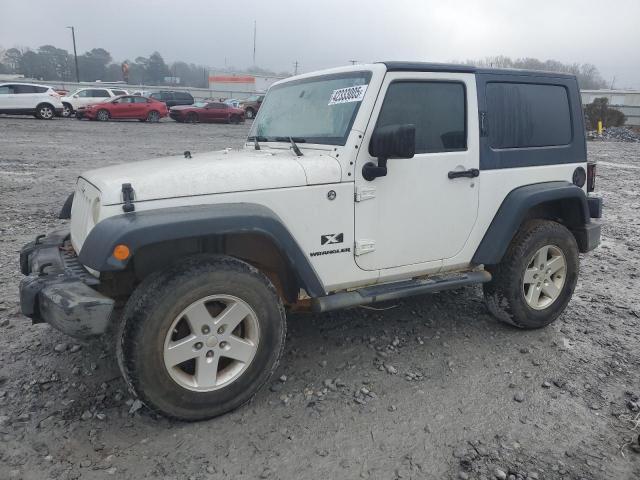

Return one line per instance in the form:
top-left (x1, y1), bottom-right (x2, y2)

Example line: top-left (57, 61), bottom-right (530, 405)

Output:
top-left (0, 117), bottom-right (639, 480)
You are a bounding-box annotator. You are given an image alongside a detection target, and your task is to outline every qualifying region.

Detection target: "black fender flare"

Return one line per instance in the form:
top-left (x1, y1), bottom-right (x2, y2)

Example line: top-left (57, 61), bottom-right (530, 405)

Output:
top-left (78, 203), bottom-right (326, 297)
top-left (472, 181), bottom-right (590, 265)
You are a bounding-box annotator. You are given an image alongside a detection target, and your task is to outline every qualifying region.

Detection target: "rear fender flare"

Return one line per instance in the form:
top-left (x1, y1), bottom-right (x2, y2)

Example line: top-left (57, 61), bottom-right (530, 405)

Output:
top-left (472, 181), bottom-right (590, 265)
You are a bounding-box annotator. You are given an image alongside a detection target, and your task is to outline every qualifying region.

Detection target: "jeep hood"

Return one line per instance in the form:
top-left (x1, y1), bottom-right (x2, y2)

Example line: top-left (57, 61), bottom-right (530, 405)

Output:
top-left (80, 149), bottom-right (342, 205)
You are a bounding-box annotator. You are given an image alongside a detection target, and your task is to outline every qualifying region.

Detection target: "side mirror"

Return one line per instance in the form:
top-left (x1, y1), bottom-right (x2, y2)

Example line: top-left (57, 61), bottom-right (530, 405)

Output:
top-left (363, 124), bottom-right (415, 181)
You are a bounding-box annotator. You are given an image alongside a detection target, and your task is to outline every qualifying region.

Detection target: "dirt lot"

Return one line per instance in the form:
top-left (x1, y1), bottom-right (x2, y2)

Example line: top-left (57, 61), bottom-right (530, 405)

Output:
top-left (0, 117), bottom-right (639, 480)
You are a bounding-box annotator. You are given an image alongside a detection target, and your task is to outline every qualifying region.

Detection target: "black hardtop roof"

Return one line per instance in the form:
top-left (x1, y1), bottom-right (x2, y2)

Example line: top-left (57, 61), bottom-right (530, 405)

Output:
top-left (379, 61), bottom-right (576, 80)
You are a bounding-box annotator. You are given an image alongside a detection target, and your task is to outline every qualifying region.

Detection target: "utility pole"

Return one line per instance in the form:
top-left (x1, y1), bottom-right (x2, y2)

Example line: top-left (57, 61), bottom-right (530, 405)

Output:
top-left (293, 61), bottom-right (299, 75)
top-left (349, 60), bottom-right (358, 65)
top-left (66, 26), bottom-right (80, 82)
top-left (252, 20), bottom-right (257, 65)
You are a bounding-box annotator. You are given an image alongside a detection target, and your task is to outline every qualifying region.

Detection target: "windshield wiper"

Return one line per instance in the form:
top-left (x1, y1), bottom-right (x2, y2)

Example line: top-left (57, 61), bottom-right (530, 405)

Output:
top-left (288, 137), bottom-right (303, 156)
top-left (274, 136), bottom-right (306, 143)
top-left (247, 135), bottom-right (267, 150)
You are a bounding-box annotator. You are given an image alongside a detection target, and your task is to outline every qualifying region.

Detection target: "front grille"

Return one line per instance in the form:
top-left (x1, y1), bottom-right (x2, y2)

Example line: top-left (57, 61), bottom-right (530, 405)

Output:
top-left (70, 178), bottom-right (100, 252)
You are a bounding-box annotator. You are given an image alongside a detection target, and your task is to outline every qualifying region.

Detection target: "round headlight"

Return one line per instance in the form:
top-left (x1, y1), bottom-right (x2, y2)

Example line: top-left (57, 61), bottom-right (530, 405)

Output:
top-left (91, 197), bottom-right (101, 223)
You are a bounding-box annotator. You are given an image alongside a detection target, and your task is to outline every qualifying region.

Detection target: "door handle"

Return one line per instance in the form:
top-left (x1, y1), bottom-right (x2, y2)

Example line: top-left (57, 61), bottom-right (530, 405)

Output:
top-left (448, 168), bottom-right (479, 179)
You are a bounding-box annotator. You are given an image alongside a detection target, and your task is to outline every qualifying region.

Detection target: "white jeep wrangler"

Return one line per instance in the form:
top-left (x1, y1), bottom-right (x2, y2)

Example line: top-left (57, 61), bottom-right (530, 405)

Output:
top-left (20, 62), bottom-right (602, 421)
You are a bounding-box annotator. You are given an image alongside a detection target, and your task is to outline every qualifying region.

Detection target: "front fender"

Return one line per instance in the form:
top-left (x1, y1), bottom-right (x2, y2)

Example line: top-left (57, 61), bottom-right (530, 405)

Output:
top-left (78, 203), bottom-right (325, 297)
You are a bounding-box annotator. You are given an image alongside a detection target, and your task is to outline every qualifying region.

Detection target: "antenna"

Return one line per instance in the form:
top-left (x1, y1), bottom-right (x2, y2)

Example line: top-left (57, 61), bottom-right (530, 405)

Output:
top-left (253, 20), bottom-right (257, 65)
top-left (293, 61), bottom-right (299, 75)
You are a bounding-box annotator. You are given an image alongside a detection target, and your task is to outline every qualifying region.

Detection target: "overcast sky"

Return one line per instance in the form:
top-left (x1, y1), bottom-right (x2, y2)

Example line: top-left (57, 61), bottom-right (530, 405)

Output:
top-left (1, 0), bottom-right (639, 88)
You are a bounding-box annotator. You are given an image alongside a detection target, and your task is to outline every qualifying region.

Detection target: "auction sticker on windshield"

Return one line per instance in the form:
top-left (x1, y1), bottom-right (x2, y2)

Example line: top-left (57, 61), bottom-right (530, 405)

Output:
top-left (328, 84), bottom-right (368, 105)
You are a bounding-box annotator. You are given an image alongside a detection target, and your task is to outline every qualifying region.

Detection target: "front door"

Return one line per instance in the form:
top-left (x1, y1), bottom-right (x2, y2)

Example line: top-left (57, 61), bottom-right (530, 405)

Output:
top-left (354, 72), bottom-right (480, 271)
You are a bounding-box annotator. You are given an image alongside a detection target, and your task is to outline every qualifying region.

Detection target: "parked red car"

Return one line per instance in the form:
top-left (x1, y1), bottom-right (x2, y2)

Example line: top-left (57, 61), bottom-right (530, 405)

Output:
top-left (78, 95), bottom-right (168, 122)
top-left (169, 101), bottom-right (245, 124)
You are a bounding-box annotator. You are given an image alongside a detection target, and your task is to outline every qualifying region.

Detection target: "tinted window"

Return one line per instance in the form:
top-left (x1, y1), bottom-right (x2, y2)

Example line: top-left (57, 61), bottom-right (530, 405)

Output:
top-left (34, 86), bottom-right (48, 93)
top-left (88, 89), bottom-right (110, 97)
top-left (175, 92), bottom-right (192, 101)
top-left (486, 83), bottom-right (572, 149)
top-left (375, 81), bottom-right (466, 154)
top-left (112, 90), bottom-right (127, 96)
top-left (132, 97), bottom-right (148, 103)
top-left (77, 90), bottom-right (90, 97)
top-left (13, 84), bottom-right (38, 94)
top-left (207, 103), bottom-right (226, 109)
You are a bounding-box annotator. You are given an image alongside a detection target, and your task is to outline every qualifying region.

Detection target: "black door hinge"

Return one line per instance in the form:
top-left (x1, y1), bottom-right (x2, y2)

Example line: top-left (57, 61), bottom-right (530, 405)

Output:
top-left (479, 111), bottom-right (488, 137)
top-left (122, 183), bottom-right (135, 213)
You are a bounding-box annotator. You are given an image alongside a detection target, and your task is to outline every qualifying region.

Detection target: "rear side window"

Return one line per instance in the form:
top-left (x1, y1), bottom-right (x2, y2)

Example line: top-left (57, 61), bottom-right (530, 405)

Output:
top-left (13, 84), bottom-right (38, 94)
top-left (132, 97), bottom-right (148, 103)
top-left (175, 92), bottom-right (192, 101)
top-left (112, 90), bottom-right (127, 96)
top-left (34, 86), bottom-right (48, 93)
top-left (486, 83), bottom-right (572, 149)
top-left (375, 81), bottom-right (467, 154)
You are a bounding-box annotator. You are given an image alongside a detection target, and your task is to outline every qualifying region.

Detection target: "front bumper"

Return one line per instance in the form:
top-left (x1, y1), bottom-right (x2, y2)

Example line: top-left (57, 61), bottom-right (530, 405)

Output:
top-left (19, 229), bottom-right (114, 338)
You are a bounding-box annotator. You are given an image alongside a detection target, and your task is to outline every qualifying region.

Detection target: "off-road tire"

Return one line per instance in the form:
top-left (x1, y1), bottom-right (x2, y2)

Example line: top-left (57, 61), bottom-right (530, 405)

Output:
top-left (483, 220), bottom-right (579, 329)
top-left (116, 254), bottom-right (286, 421)
top-left (245, 108), bottom-right (255, 119)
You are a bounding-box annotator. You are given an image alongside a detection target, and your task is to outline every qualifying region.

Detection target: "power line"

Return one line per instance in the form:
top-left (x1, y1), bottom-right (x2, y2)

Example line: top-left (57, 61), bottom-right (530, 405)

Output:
top-left (253, 20), bottom-right (257, 65)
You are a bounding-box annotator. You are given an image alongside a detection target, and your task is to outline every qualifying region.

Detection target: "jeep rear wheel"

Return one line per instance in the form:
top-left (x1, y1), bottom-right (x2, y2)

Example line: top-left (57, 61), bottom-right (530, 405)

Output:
top-left (245, 108), bottom-right (255, 119)
top-left (116, 255), bottom-right (286, 421)
top-left (483, 220), bottom-right (579, 329)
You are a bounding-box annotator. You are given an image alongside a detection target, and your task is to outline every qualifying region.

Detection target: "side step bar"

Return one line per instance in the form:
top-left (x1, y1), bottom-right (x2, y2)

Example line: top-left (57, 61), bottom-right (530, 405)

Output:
top-left (311, 270), bottom-right (492, 313)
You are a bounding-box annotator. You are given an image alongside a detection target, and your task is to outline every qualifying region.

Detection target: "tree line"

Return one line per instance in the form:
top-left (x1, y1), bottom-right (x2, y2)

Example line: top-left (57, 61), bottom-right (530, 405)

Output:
top-left (465, 55), bottom-right (609, 89)
top-left (0, 45), bottom-right (290, 87)
top-left (0, 46), bottom-right (612, 91)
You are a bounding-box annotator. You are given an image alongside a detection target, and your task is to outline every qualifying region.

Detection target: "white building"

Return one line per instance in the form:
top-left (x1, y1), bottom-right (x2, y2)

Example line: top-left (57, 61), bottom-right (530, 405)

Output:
top-left (581, 89), bottom-right (640, 126)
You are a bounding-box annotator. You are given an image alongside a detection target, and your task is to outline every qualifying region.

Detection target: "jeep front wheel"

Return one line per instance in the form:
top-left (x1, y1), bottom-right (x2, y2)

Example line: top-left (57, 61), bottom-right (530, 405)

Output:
top-left (116, 255), bottom-right (286, 421)
top-left (483, 220), bottom-right (579, 329)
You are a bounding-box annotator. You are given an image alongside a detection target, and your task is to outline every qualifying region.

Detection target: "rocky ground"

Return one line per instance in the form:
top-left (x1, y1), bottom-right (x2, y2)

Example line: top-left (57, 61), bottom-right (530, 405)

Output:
top-left (0, 117), bottom-right (639, 480)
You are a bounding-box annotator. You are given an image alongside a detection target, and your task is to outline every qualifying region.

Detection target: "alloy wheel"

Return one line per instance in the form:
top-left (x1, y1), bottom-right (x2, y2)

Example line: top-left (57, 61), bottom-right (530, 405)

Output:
top-left (522, 245), bottom-right (567, 310)
top-left (163, 294), bottom-right (260, 391)
top-left (39, 106), bottom-right (54, 119)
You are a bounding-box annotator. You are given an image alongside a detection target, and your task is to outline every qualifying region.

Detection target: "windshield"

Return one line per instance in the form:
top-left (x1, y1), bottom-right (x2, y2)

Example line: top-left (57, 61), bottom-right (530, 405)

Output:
top-left (249, 71), bottom-right (372, 146)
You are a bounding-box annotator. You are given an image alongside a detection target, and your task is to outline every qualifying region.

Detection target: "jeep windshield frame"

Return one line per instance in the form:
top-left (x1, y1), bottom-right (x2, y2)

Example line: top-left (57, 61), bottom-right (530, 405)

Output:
top-left (248, 70), bottom-right (372, 146)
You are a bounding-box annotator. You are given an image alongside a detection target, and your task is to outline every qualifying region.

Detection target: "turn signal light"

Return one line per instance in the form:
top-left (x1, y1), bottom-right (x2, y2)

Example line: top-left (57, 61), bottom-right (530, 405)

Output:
top-left (113, 244), bottom-right (130, 261)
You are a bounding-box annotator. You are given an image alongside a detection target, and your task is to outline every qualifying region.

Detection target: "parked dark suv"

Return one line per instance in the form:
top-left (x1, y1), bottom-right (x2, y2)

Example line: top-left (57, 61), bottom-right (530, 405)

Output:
top-left (149, 91), bottom-right (194, 108)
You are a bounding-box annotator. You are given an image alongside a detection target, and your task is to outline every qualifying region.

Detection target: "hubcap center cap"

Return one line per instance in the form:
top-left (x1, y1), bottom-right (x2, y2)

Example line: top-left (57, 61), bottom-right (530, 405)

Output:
top-left (205, 335), bottom-right (218, 348)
